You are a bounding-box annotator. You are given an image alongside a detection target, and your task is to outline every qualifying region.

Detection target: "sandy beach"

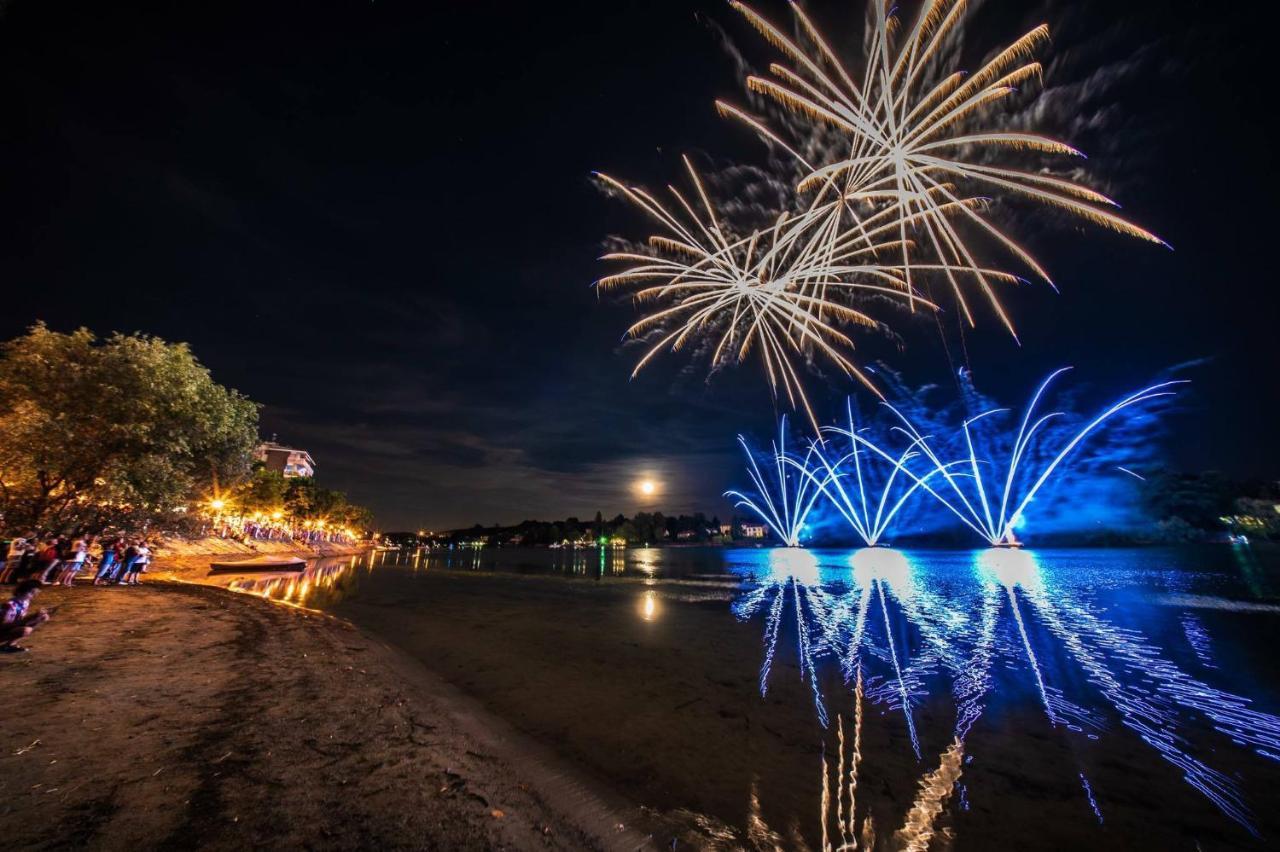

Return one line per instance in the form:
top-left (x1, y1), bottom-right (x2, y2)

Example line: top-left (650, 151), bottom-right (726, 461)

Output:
top-left (0, 582), bottom-right (648, 850)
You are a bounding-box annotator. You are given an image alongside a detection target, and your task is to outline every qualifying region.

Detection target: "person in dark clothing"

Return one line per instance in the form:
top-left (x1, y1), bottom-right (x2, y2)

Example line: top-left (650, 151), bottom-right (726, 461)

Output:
top-left (12, 541), bottom-right (38, 582)
top-left (2, 580), bottom-right (51, 653)
top-left (0, 538), bottom-right (15, 584)
top-left (116, 540), bottom-right (140, 585)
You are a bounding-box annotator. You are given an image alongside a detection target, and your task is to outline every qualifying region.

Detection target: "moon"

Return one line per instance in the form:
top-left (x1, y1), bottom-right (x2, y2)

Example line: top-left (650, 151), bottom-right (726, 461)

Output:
top-left (638, 479), bottom-right (657, 496)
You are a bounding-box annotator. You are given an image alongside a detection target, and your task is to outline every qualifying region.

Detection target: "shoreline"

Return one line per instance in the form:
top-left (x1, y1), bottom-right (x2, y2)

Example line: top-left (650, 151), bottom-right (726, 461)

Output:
top-left (148, 536), bottom-right (366, 583)
top-left (0, 581), bottom-right (652, 850)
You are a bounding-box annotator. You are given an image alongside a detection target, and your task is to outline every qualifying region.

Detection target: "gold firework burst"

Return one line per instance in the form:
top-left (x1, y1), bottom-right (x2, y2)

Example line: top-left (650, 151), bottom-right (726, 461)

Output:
top-left (718, 0), bottom-right (1165, 338)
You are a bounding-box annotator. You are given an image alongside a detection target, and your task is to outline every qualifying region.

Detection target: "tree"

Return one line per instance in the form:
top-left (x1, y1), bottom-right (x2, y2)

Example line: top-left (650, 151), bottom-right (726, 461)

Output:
top-left (235, 466), bottom-right (289, 515)
top-left (0, 324), bottom-right (259, 532)
top-left (1141, 471), bottom-right (1234, 531)
top-left (616, 520), bottom-right (638, 542)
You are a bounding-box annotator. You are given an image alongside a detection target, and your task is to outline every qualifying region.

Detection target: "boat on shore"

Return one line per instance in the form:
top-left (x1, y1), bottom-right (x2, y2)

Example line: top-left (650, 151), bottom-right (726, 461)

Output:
top-left (209, 555), bottom-right (308, 574)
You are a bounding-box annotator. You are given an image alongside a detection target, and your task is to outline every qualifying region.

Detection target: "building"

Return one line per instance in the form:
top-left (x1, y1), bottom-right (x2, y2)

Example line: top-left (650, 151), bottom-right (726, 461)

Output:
top-left (740, 523), bottom-right (768, 539)
top-left (255, 441), bottom-right (316, 478)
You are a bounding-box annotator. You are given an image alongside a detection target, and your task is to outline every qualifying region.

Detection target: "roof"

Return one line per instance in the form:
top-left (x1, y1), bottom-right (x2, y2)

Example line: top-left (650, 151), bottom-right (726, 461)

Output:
top-left (257, 442), bottom-right (316, 466)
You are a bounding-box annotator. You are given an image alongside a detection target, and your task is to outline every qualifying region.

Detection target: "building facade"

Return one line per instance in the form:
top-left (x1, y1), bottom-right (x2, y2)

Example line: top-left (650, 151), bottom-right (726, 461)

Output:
top-left (255, 441), bottom-right (316, 478)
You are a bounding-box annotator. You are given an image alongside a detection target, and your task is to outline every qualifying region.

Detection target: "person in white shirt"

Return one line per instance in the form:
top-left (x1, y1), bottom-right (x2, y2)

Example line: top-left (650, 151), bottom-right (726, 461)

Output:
top-left (123, 542), bottom-right (151, 585)
top-left (56, 537), bottom-right (91, 586)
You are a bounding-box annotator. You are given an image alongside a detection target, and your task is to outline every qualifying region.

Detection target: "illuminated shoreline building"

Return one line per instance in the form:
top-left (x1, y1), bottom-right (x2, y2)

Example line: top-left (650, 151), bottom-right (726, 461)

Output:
top-left (255, 439), bottom-right (316, 478)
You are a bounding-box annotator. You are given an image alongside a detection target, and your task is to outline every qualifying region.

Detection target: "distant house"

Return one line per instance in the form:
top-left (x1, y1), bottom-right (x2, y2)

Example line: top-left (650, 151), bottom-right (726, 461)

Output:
top-left (255, 441), bottom-right (316, 478)
top-left (740, 523), bottom-right (768, 539)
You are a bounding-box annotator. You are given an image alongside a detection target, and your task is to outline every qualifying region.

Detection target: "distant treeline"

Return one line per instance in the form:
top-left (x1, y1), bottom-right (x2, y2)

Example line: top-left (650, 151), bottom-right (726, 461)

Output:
top-left (394, 511), bottom-right (746, 547)
top-left (1140, 471), bottom-right (1280, 542)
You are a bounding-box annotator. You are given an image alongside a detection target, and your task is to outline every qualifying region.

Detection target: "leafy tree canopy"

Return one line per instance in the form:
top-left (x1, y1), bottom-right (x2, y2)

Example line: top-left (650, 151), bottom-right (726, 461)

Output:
top-left (230, 466), bottom-right (374, 531)
top-left (0, 324), bottom-right (259, 532)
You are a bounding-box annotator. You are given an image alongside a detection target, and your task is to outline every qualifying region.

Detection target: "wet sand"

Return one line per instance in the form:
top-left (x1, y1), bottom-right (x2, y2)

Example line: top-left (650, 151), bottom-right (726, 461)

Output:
top-left (0, 583), bottom-right (647, 850)
top-left (330, 570), bottom-right (838, 843)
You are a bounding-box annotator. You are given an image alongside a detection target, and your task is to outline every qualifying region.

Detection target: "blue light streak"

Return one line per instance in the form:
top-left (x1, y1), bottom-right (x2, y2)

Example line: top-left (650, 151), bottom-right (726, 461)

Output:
top-left (730, 546), bottom-right (1280, 838)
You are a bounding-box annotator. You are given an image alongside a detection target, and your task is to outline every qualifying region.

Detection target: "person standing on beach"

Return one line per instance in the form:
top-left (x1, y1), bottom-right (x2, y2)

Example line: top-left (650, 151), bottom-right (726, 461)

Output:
top-left (123, 540), bottom-right (150, 585)
top-left (36, 539), bottom-right (61, 584)
top-left (11, 538), bottom-right (37, 582)
top-left (1, 579), bottom-right (51, 653)
top-left (93, 537), bottom-right (119, 585)
top-left (110, 538), bottom-right (127, 581)
top-left (57, 537), bottom-right (90, 586)
top-left (117, 540), bottom-right (140, 585)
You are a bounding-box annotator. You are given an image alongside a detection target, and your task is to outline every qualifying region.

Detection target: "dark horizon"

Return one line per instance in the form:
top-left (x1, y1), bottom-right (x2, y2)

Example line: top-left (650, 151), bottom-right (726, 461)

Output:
top-left (3, 0), bottom-right (1278, 530)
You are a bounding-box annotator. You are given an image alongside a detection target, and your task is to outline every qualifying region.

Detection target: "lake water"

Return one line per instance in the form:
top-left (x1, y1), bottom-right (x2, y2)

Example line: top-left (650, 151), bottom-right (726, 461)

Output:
top-left (228, 544), bottom-right (1280, 849)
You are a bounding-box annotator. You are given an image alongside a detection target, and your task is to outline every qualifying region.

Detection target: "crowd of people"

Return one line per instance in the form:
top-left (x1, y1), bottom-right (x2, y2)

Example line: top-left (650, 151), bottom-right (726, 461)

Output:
top-left (204, 516), bottom-right (358, 546)
top-left (0, 533), bottom-right (153, 588)
top-left (0, 533), bottom-right (156, 653)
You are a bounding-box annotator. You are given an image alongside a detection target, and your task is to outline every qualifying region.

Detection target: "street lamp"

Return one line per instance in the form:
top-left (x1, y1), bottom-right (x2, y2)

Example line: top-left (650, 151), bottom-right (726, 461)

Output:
top-left (209, 499), bottom-right (226, 535)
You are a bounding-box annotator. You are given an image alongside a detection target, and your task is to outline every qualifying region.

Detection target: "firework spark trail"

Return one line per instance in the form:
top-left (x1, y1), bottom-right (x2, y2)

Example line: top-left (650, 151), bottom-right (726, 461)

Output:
top-left (759, 583), bottom-right (786, 694)
top-left (878, 579), bottom-right (922, 759)
top-left (802, 399), bottom-right (971, 546)
top-left (849, 667), bottom-right (863, 845)
top-left (820, 685), bottom-right (962, 852)
top-left (831, 717), bottom-right (841, 850)
top-left (727, 416), bottom-right (828, 545)
top-left (822, 417), bottom-right (993, 543)
top-left (1006, 583), bottom-right (1061, 726)
top-left (884, 369), bottom-right (1184, 545)
top-left (952, 570), bottom-right (1001, 741)
top-left (745, 783), bottom-right (785, 848)
top-left (1180, 612), bottom-right (1217, 669)
top-left (737, 550), bottom-right (846, 725)
top-left (598, 1), bottom-right (1167, 441)
top-left (597, 157), bottom-right (947, 430)
top-left (796, 577), bottom-right (832, 727)
top-left (826, 671), bottom-right (865, 850)
top-left (894, 738), bottom-right (966, 852)
top-left (1010, 559), bottom-right (1265, 835)
top-left (856, 549), bottom-right (968, 674)
top-left (1080, 772), bottom-right (1105, 825)
top-left (721, 0), bottom-right (1165, 337)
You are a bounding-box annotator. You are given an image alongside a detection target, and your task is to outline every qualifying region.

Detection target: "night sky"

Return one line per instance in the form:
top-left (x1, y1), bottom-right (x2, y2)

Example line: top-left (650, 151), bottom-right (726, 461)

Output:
top-left (1, 0), bottom-right (1276, 530)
